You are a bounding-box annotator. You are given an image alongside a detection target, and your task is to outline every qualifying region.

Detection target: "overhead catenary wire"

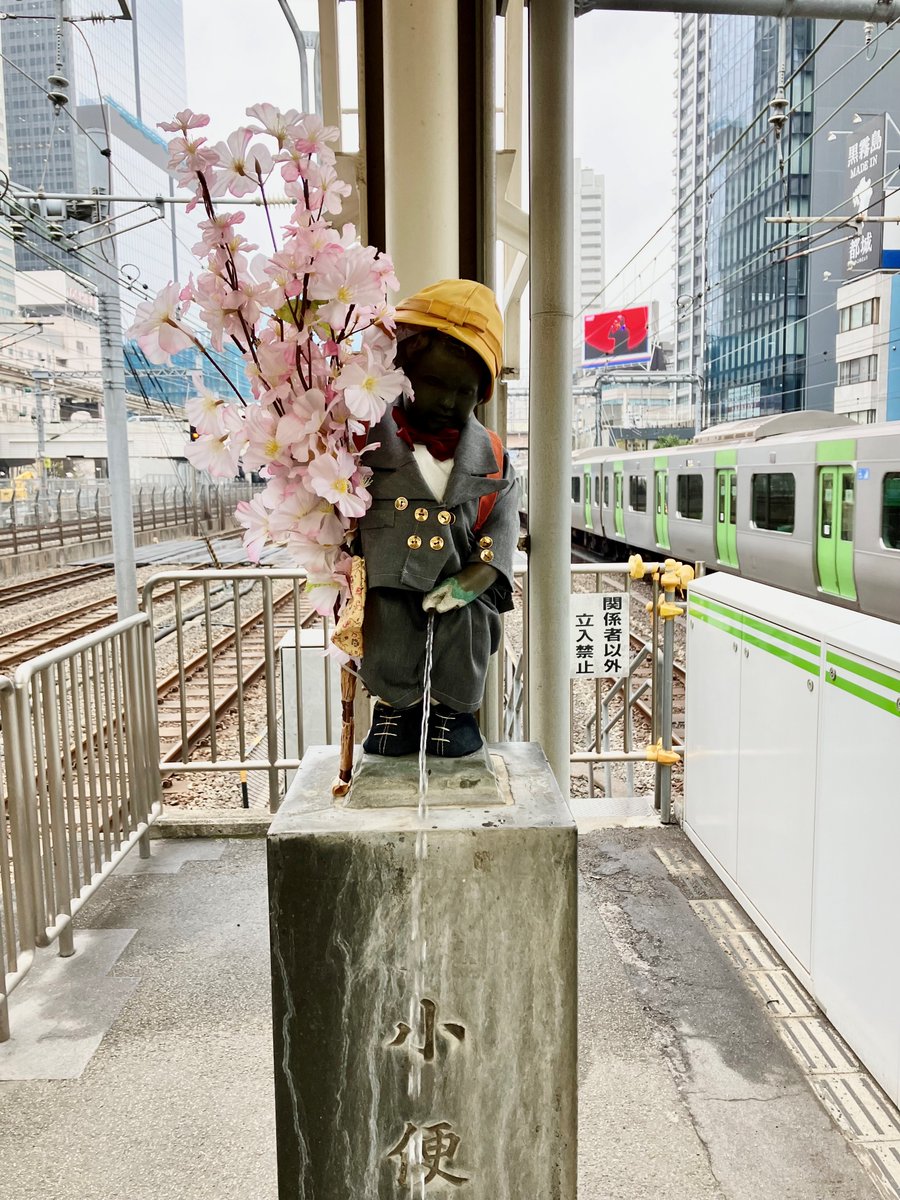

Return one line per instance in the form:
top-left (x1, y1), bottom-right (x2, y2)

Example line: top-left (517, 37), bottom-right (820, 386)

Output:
top-left (581, 16), bottom-right (898, 323)
top-left (575, 14), bottom-right (889, 318)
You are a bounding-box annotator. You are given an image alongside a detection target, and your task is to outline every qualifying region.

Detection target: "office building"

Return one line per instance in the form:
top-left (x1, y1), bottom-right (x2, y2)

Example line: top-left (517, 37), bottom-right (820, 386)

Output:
top-left (833, 272), bottom-right (900, 424)
top-left (575, 161), bottom-right (606, 321)
top-left (675, 15), bottom-right (898, 427)
top-left (2, 1), bottom-right (189, 300)
top-left (673, 13), bottom-right (710, 413)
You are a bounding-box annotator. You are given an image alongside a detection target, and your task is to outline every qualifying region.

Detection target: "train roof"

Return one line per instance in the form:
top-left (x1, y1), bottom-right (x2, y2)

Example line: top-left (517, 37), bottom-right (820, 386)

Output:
top-left (693, 411), bottom-right (856, 445)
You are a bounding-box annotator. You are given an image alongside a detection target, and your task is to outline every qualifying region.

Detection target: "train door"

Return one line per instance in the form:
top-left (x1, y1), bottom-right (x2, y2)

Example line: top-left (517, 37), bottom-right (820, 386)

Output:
top-left (654, 458), bottom-right (669, 550)
top-left (715, 468), bottom-right (738, 568)
top-left (614, 461), bottom-right (624, 537)
top-left (816, 465), bottom-right (857, 601)
top-left (584, 466), bottom-right (593, 532)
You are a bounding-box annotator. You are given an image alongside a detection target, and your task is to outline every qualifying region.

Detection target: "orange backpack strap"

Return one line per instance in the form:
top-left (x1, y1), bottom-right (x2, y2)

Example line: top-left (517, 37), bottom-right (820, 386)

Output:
top-left (474, 429), bottom-right (505, 532)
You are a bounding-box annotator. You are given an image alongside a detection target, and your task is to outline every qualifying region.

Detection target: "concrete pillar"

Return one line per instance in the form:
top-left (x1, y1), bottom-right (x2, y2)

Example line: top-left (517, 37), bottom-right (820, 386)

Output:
top-left (268, 743), bottom-right (577, 1198)
top-left (527, 0), bottom-right (575, 786)
top-left (382, 0), bottom-right (459, 294)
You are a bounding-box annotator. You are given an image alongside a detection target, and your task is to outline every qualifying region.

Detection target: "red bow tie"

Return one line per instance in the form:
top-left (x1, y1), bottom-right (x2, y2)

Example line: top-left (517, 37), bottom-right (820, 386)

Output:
top-left (392, 406), bottom-right (461, 462)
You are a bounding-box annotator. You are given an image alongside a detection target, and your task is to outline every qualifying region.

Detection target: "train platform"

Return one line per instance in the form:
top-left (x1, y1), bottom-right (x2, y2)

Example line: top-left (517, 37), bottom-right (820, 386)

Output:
top-left (0, 819), bottom-right (885, 1200)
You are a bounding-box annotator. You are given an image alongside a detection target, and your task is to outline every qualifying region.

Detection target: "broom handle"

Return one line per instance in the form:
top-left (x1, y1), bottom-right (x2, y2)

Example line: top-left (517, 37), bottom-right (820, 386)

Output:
top-left (337, 665), bottom-right (357, 785)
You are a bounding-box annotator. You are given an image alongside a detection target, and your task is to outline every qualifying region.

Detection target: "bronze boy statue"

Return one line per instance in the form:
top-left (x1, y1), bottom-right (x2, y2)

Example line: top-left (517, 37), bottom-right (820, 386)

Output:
top-left (356, 280), bottom-right (518, 758)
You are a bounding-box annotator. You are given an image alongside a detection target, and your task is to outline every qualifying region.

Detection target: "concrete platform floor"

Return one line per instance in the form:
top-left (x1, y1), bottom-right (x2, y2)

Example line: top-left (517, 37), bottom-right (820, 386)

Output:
top-left (0, 827), bottom-right (884, 1200)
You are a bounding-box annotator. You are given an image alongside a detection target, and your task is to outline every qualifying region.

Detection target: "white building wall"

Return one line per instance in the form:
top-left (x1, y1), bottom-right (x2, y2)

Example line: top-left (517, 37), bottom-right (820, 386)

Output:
top-left (674, 12), bottom-right (709, 413)
top-left (833, 274), bottom-right (893, 424)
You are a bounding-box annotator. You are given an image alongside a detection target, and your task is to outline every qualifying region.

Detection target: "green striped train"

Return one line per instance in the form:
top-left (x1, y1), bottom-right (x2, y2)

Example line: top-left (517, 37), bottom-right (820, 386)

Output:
top-left (556, 412), bottom-right (900, 624)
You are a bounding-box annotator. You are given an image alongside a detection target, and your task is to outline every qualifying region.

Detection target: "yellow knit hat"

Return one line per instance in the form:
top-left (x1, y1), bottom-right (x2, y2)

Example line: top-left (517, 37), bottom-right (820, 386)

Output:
top-left (394, 279), bottom-right (503, 398)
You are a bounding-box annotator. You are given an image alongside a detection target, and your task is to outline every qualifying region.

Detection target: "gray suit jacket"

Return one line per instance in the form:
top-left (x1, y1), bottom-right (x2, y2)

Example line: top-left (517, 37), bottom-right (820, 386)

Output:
top-left (358, 412), bottom-right (519, 595)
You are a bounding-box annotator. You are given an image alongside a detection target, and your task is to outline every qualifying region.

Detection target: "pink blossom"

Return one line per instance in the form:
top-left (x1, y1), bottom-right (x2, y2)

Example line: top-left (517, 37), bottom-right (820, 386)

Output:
top-left (306, 554), bottom-right (352, 617)
top-left (285, 534), bottom-right (343, 577)
top-left (307, 161), bottom-right (351, 216)
top-left (309, 244), bottom-right (385, 328)
top-left (246, 103), bottom-right (303, 149)
top-left (294, 113), bottom-right (340, 161)
top-left (185, 433), bottom-right (239, 478)
top-left (267, 479), bottom-right (318, 537)
top-left (210, 128), bottom-right (274, 197)
top-left (334, 346), bottom-right (407, 423)
top-left (306, 448), bottom-right (369, 519)
top-left (159, 109), bottom-right (210, 134)
top-left (186, 385), bottom-right (228, 438)
top-left (235, 494), bottom-right (273, 561)
top-left (128, 282), bottom-right (194, 363)
top-left (276, 387), bottom-right (328, 459)
top-left (193, 210), bottom-right (246, 255)
top-left (222, 262), bottom-right (275, 328)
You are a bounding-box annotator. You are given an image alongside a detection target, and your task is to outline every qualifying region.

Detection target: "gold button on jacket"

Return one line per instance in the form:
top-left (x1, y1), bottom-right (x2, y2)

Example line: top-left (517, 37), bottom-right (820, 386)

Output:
top-left (407, 534), bottom-right (422, 549)
top-left (414, 507), bottom-right (429, 522)
top-left (430, 536), bottom-right (445, 551)
top-left (394, 496), bottom-right (409, 511)
top-left (479, 535), bottom-right (493, 548)
top-left (480, 548), bottom-right (494, 563)
top-left (437, 510), bottom-right (454, 525)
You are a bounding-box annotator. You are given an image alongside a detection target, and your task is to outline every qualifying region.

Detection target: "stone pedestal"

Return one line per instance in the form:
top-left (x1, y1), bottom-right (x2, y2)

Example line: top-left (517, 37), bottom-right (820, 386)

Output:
top-left (267, 742), bottom-right (577, 1199)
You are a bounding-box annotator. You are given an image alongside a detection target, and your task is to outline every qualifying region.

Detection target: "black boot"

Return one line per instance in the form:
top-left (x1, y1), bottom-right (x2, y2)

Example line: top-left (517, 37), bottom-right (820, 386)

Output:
top-left (426, 704), bottom-right (484, 758)
top-left (363, 701), bottom-right (424, 757)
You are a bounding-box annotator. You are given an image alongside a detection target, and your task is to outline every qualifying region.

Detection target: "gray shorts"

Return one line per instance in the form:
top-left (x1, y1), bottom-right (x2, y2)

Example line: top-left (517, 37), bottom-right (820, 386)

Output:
top-left (358, 587), bottom-right (502, 713)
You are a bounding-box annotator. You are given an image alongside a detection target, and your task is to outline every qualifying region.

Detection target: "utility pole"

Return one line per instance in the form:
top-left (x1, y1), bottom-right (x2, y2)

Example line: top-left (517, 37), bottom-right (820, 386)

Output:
top-left (31, 366), bottom-right (51, 518)
top-left (96, 233), bottom-right (138, 618)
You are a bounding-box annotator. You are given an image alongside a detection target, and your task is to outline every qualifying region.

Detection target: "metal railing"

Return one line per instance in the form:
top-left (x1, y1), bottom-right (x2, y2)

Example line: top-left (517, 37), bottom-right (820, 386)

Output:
top-left (0, 482), bottom-right (257, 554)
top-left (142, 569), bottom-right (337, 813)
top-left (503, 560), bottom-right (682, 819)
top-left (0, 616), bottom-right (162, 1039)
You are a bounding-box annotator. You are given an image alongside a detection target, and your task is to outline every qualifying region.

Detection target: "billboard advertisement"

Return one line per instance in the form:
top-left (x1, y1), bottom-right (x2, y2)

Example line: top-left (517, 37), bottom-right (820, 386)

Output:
top-left (843, 115), bottom-right (886, 275)
top-left (583, 306), bottom-right (652, 368)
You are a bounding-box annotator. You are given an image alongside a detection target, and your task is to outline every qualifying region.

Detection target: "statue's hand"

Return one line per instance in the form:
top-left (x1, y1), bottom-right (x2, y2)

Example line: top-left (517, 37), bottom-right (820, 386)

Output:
top-left (422, 563), bottom-right (499, 613)
top-left (422, 577), bottom-right (478, 613)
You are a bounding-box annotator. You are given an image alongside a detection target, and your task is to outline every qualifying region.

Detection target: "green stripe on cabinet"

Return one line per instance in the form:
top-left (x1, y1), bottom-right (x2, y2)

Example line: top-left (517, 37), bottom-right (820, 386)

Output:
top-left (827, 674), bottom-right (900, 719)
top-left (739, 611), bottom-right (818, 657)
top-left (826, 650), bottom-right (900, 694)
top-left (691, 607), bottom-right (816, 673)
top-left (690, 607), bottom-right (742, 640)
top-left (740, 629), bottom-right (818, 674)
top-left (689, 592), bottom-right (818, 656)
top-left (816, 438), bottom-right (856, 465)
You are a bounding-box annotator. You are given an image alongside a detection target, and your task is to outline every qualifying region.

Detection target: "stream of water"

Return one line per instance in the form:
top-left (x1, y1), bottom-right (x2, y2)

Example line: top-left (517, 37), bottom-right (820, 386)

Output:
top-left (406, 611), bottom-right (435, 1194)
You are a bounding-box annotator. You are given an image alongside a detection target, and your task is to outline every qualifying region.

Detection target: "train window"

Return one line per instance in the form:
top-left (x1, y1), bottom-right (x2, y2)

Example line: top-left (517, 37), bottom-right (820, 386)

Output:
top-left (821, 478), bottom-right (833, 539)
top-left (571, 475), bottom-right (581, 503)
top-left (676, 474), bottom-right (703, 520)
top-left (594, 476), bottom-right (601, 507)
top-left (883, 474), bottom-right (900, 549)
top-left (629, 475), bottom-right (647, 512)
top-left (603, 476), bottom-right (610, 506)
top-left (751, 473), bottom-right (795, 533)
top-left (840, 474), bottom-right (854, 541)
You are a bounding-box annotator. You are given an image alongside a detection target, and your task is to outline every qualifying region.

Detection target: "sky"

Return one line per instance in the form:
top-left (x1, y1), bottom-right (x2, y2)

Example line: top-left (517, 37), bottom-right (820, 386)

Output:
top-left (181, 1), bottom-right (677, 331)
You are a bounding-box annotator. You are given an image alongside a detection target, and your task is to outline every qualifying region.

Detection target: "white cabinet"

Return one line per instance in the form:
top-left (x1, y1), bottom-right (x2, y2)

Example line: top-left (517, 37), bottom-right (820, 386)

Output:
top-left (736, 631), bottom-right (819, 971)
top-left (684, 603), bottom-right (742, 878)
top-left (685, 576), bottom-right (900, 1106)
top-left (812, 633), bottom-right (900, 1103)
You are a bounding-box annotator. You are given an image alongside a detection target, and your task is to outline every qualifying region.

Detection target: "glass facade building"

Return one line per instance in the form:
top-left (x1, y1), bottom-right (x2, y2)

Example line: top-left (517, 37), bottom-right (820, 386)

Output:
top-left (704, 16), bottom-right (814, 425)
top-left (1, 1), bottom-right (193, 389)
top-left (677, 15), bottom-right (900, 428)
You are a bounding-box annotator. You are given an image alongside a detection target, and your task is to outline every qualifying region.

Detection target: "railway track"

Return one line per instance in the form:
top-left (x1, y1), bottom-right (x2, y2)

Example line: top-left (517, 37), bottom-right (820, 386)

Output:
top-left (0, 577), bottom-right (211, 673)
top-left (0, 564), bottom-right (114, 606)
top-left (157, 584), bottom-right (308, 765)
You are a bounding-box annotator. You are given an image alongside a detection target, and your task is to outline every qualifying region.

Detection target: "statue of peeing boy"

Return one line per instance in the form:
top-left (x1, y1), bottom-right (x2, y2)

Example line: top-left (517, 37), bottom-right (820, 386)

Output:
top-left (355, 279), bottom-right (519, 758)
